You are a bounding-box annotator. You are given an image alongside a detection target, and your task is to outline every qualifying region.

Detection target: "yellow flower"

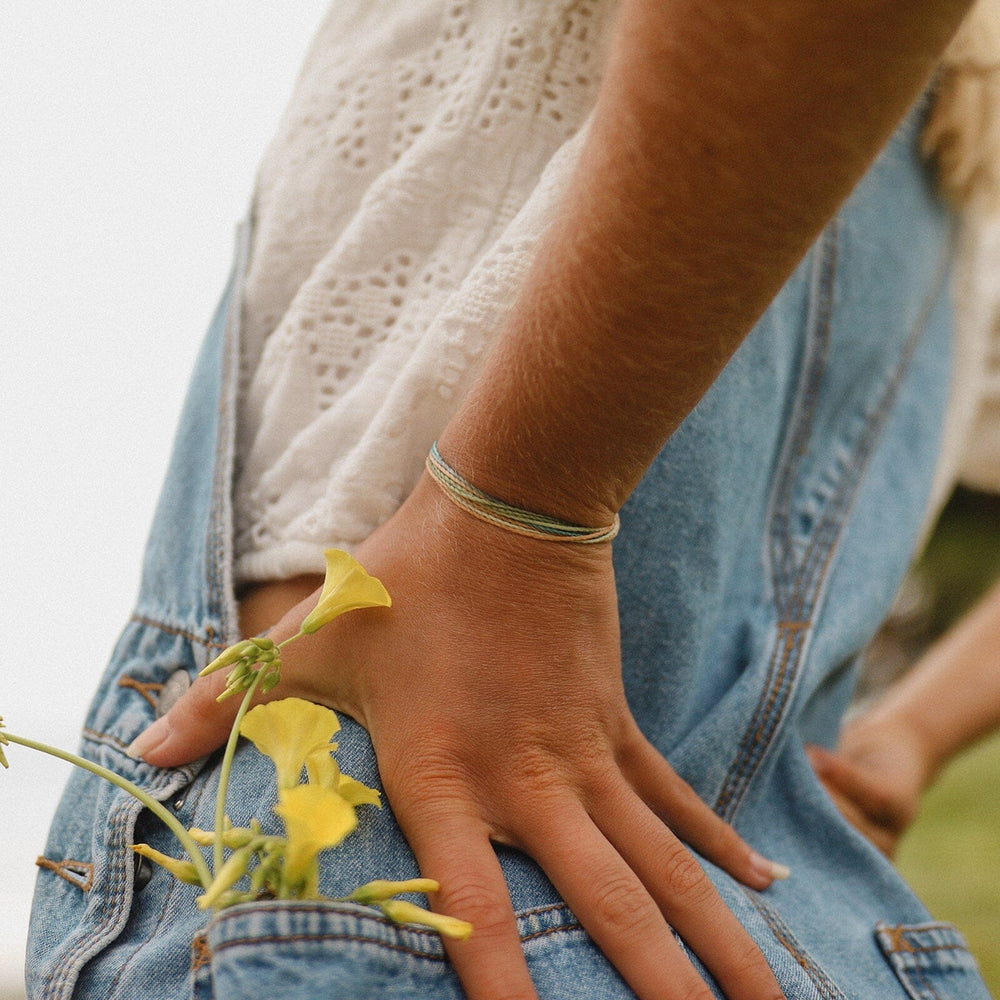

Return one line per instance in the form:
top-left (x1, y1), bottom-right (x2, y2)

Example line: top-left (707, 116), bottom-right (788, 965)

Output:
top-left (240, 698), bottom-right (341, 789)
top-left (275, 784), bottom-right (358, 888)
top-left (298, 549), bottom-right (391, 635)
top-left (305, 748), bottom-right (382, 808)
top-left (378, 899), bottom-right (474, 940)
top-left (131, 844), bottom-right (202, 886)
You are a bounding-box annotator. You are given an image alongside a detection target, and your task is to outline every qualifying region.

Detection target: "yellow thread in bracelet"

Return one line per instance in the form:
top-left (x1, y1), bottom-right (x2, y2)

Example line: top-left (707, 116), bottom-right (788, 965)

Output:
top-left (425, 442), bottom-right (620, 544)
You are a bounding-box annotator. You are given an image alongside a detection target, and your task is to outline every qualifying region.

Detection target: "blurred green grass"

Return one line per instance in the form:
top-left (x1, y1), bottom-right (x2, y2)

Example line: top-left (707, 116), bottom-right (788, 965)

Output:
top-left (891, 487), bottom-right (1000, 996)
top-left (897, 731), bottom-right (1000, 994)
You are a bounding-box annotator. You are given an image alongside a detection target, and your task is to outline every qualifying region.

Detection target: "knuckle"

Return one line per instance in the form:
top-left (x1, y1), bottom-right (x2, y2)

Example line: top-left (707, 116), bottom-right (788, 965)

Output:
top-left (589, 870), bottom-right (655, 931)
top-left (437, 876), bottom-right (513, 935)
top-left (660, 844), bottom-right (711, 899)
top-left (507, 745), bottom-right (570, 789)
top-left (382, 745), bottom-right (472, 802)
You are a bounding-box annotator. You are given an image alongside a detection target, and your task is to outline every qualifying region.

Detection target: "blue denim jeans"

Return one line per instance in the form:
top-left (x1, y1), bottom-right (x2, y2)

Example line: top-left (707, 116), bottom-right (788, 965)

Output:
top-left (27, 97), bottom-right (993, 999)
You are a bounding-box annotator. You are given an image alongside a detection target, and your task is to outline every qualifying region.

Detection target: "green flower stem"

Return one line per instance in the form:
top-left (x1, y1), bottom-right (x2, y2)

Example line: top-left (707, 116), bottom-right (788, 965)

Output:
top-left (210, 631), bottom-right (304, 875)
top-left (3, 731), bottom-right (212, 889)
top-left (213, 667), bottom-right (269, 873)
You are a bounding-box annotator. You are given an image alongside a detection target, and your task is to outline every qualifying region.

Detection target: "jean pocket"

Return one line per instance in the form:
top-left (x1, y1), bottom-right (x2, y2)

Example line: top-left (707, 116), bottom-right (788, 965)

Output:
top-left (200, 900), bottom-right (467, 1000)
top-left (875, 922), bottom-right (993, 1000)
top-left (198, 898), bottom-right (646, 1000)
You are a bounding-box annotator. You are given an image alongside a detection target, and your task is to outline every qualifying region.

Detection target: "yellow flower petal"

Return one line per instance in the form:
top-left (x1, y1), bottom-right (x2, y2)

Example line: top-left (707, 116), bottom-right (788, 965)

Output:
top-left (240, 698), bottom-right (341, 789)
top-left (336, 774), bottom-right (382, 808)
top-left (304, 746), bottom-right (341, 789)
top-left (298, 549), bottom-right (391, 635)
top-left (378, 899), bottom-right (473, 940)
top-left (305, 748), bottom-right (382, 808)
top-left (275, 784), bottom-right (358, 887)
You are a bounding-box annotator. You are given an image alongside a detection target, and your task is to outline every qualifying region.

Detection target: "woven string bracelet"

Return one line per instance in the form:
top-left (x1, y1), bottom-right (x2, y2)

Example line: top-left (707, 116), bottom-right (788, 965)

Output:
top-left (425, 442), bottom-right (620, 544)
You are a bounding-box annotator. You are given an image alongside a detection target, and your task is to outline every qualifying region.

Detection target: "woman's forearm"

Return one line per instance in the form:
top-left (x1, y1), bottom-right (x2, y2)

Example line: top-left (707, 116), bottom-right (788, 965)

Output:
top-left (440, 0), bottom-right (973, 525)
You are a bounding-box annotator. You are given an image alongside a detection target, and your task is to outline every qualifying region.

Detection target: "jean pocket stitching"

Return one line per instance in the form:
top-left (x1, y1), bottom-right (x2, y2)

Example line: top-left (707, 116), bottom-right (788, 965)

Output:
top-left (875, 921), bottom-right (988, 1000)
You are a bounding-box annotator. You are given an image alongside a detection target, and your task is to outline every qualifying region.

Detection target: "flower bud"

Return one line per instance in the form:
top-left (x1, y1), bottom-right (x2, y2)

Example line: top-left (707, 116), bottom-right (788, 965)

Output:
top-left (378, 899), bottom-right (473, 940)
top-left (201, 639), bottom-right (257, 677)
top-left (349, 878), bottom-right (440, 904)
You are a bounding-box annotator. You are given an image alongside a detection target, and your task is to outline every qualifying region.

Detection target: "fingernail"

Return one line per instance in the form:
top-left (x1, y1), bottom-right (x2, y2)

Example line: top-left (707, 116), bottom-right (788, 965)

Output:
top-left (750, 850), bottom-right (792, 882)
top-left (127, 717), bottom-right (170, 761)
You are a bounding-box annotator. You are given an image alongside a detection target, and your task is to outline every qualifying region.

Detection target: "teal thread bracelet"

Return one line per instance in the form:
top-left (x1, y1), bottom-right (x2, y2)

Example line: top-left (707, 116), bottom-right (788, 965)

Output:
top-left (425, 442), bottom-right (620, 544)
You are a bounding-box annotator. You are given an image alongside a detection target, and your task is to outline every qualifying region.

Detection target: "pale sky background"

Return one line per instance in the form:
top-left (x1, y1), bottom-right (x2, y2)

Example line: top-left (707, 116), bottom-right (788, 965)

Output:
top-left (0, 4), bottom-right (329, 994)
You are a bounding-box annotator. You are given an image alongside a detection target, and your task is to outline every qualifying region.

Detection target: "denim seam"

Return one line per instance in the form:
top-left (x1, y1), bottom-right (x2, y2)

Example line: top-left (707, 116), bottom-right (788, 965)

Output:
top-left (52, 797), bottom-right (140, 998)
top-left (106, 754), bottom-right (215, 995)
top-left (718, 234), bottom-right (951, 823)
top-left (211, 919), bottom-right (589, 965)
top-left (715, 621), bottom-right (807, 818)
top-left (910, 961), bottom-right (943, 1000)
top-left (82, 727), bottom-right (131, 751)
top-left (214, 931), bottom-right (451, 963)
top-left (767, 221), bottom-right (838, 597)
top-left (192, 932), bottom-right (212, 971)
top-left (128, 614), bottom-right (224, 654)
top-left (891, 944), bottom-right (974, 956)
top-left (719, 223), bottom-right (839, 820)
top-left (745, 890), bottom-right (847, 1000)
top-left (80, 727), bottom-right (196, 793)
top-left (521, 920), bottom-right (584, 943)
top-left (877, 921), bottom-right (972, 954)
top-left (206, 220), bottom-right (251, 645)
top-left (106, 867), bottom-right (181, 998)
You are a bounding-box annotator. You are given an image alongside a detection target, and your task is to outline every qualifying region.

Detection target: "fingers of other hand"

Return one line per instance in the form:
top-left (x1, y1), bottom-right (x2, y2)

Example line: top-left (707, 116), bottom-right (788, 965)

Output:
top-left (806, 745), bottom-right (905, 857)
top-left (625, 735), bottom-right (789, 889)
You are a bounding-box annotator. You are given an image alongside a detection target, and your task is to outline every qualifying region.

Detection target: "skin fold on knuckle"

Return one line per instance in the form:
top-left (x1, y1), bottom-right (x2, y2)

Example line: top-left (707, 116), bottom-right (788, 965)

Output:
top-left (659, 843), bottom-right (714, 905)
top-left (436, 875), bottom-right (518, 938)
top-left (587, 868), bottom-right (660, 934)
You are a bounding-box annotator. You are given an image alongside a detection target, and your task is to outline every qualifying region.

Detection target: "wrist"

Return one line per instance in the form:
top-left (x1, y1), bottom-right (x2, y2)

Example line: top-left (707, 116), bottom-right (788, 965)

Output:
top-left (425, 441), bottom-right (620, 544)
top-left (432, 429), bottom-right (621, 533)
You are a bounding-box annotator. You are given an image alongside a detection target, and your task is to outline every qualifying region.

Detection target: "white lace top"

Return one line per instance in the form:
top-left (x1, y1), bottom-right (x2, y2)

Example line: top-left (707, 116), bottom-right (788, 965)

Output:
top-left (234, 0), bottom-right (616, 584)
top-left (234, 0), bottom-right (1000, 585)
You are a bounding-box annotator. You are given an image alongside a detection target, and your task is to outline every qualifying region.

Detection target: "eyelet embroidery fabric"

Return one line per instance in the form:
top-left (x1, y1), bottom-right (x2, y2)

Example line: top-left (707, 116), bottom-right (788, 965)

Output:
top-left (234, 0), bottom-right (617, 584)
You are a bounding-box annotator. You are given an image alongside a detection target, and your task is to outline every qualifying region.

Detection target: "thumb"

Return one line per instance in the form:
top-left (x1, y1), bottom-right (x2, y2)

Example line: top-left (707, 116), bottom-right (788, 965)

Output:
top-left (127, 668), bottom-right (237, 767)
